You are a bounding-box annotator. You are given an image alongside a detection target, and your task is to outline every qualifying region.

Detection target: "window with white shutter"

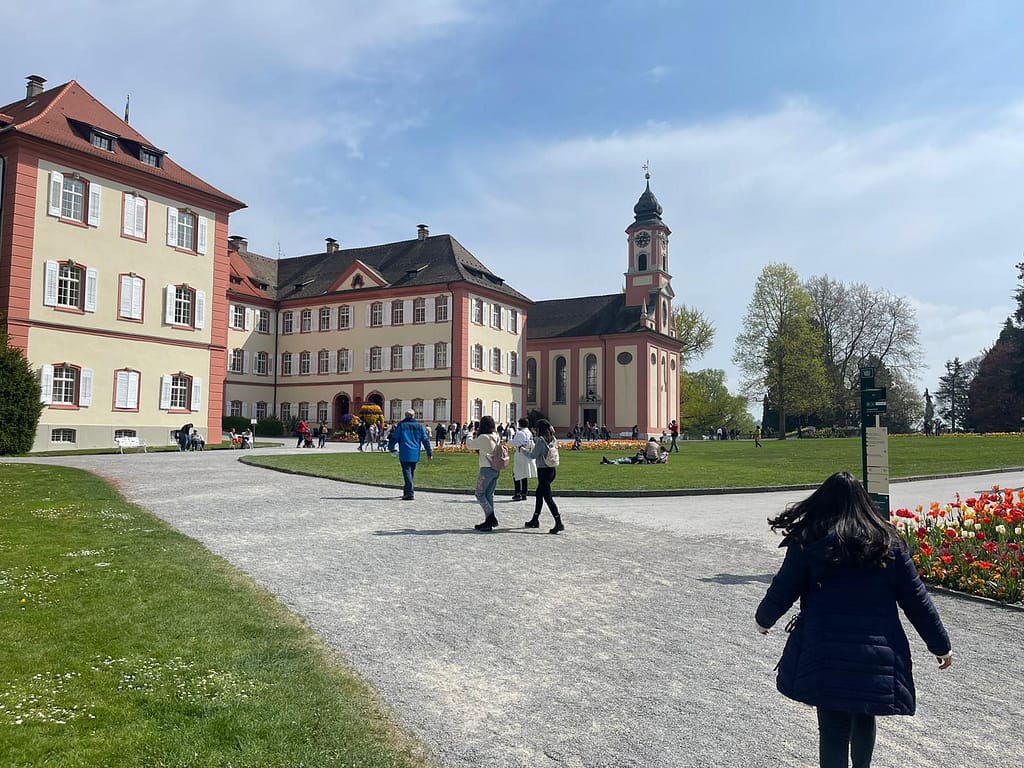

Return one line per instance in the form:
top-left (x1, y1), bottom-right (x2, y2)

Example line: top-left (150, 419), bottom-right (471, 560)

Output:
top-left (122, 193), bottom-right (147, 239)
top-left (84, 268), bottom-right (98, 313)
top-left (118, 274), bottom-right (144, 321)
top-left (79, 368), bottom-right (93, 406)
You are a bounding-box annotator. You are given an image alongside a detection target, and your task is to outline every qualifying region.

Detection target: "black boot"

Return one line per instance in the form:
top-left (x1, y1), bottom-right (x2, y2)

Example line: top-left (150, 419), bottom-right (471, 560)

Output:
top-left (524, 513), bottom-right (540, 529)
top-left (549, 514), bottom-right (564, 534)
top-left (475, 513), bottom-right (498, 532)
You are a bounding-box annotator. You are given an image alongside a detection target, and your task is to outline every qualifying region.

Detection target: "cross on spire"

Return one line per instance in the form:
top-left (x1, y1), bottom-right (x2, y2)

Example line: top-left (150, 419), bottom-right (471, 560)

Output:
top-left (642, 159), bottom-right (650, 180)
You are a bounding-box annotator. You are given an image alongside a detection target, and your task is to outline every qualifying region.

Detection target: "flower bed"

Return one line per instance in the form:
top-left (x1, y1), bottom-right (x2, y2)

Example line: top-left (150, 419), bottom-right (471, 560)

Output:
top-left (432, 439), bottom-right (646, 455)
top-left (891, 486), bottom-right (1024, 605)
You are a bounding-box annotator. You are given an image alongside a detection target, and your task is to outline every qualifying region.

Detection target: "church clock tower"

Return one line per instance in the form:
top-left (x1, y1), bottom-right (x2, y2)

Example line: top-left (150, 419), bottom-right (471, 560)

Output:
top-left (624, 169), bottom-right (674, 337)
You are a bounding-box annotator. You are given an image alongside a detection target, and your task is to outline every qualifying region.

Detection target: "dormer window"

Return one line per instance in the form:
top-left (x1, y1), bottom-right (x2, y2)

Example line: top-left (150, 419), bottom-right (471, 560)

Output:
top-left (140, 147), bottom-right (162, 167)
top-left (91, 132), bottom-right (113, 151)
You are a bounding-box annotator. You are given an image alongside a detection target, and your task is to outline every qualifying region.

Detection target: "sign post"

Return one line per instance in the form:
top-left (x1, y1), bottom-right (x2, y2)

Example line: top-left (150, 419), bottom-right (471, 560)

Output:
top-left (860, 366), bottom-right (890, 518)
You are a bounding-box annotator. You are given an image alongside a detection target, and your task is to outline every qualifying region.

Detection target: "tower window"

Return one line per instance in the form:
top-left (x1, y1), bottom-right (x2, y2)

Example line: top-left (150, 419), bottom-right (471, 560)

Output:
top-left (638, 253), bottom-right (648, 271)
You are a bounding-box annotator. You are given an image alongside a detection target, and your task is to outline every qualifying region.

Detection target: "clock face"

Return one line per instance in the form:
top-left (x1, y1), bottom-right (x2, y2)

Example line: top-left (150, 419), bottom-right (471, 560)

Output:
top-left (634, 232), bottom-right (651, 247)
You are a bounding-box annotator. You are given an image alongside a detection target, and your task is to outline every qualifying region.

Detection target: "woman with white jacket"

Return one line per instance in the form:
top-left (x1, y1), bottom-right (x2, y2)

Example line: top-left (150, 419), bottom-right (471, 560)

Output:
top-left (510, 417), bottom-right (537, 501)
top-left (466, 415), bottom-right (502, 531)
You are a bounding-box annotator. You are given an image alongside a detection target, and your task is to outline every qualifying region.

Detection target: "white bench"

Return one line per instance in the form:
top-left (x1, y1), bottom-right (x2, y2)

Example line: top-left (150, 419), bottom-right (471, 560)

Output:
top-left (115, 436), bottom-right (147, 454)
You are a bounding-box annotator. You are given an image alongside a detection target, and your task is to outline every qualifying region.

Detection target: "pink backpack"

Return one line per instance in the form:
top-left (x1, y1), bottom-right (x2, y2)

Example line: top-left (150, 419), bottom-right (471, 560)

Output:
top-left (489, 441), bottom-right (510, 470)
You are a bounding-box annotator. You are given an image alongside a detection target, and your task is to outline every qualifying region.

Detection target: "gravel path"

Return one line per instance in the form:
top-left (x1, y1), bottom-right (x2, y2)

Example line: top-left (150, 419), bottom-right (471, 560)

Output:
top-left (9, 445), bottom-right (1022, 767)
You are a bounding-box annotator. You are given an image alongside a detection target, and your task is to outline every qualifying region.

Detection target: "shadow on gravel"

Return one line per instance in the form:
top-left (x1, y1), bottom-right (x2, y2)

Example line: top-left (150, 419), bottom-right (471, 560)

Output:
top-left (373, 528), bottom-right (536, 536)
top-left (698, 573), bottom-right (774, 585)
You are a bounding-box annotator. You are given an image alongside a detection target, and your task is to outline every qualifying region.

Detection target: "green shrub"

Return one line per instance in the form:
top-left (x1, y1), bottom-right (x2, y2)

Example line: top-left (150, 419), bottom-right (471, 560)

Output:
top-left (0, 329), bottom-right (44, 455)
top-left (221, 415), bottom-right (251, 433)
top-left (257, 416), bottom-right (284, 436)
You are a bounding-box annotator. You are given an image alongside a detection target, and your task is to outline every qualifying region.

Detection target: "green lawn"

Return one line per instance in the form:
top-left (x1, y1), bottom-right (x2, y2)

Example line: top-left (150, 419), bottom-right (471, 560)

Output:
top-left (244, 435), bottom-right (1024, 492)
top-left (0, 464), bottom-right (433, 768)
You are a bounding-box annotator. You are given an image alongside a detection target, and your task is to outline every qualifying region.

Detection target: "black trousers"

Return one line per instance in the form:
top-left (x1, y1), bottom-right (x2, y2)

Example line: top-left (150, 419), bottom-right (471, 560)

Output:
top-left (534, 467), bottom-right (558, 517)
top-left (514, 477), bottom-right (528, 497)
top-left (817, 708), bottom-right (876, 768)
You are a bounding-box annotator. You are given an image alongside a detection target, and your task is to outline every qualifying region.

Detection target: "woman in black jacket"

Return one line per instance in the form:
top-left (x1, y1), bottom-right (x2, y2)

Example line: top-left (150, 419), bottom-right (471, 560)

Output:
top-left (755, 471), bottom-right (952, 768)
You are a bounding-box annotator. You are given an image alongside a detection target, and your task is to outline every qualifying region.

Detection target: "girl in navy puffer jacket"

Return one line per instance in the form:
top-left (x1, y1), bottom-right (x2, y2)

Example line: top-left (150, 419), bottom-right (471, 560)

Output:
top-left (756, 471), bottom-right (952, 768)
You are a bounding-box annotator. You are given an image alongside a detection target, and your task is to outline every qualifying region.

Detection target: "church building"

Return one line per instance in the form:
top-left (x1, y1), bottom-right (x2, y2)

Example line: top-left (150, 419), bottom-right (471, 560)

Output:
top-left (524, 173), bottom-right (682, 435)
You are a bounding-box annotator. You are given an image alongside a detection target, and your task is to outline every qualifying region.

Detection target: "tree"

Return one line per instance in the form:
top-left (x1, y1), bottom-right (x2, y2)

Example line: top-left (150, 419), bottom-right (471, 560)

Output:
top-left (805, 275), bottom-right (922, 425)
top-left (679, 369), bottom-right (755, 436)
top-left (0, 329), bottom-right (44, 455)
top-left (967, 321), bottom-right (1024, 432)
top-left (935, 357), bottom-right (976, 432)
top-left (672, 304), bottom-right (715, 369)
top-left (734, 263), bottom-right (829, 438)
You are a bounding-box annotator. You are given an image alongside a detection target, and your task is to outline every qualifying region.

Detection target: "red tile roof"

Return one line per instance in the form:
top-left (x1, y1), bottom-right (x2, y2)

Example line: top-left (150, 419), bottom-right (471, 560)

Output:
top-left (0, 80), bottom-right (244, 210)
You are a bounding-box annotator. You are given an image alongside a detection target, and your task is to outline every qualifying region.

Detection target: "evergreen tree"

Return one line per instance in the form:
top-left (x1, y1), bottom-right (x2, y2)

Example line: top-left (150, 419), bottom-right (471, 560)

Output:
top-left (967, 321), bottom-right (1024, 432)
top-left (0, 329), bottom-right (44, 455)
top-left (935, 357), bottom-right (975, 432)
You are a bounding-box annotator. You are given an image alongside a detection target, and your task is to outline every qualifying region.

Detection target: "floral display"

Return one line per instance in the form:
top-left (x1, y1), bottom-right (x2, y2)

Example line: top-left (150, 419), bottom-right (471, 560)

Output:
top-left (891, 486), bottom-right (1024, 605)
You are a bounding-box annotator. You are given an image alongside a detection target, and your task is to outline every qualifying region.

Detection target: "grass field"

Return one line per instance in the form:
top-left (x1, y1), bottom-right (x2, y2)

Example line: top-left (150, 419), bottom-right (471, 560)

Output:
top-left (242, 434), bottom-right (1024, 492)
top-left (0, 464), bottom-right (432, 768)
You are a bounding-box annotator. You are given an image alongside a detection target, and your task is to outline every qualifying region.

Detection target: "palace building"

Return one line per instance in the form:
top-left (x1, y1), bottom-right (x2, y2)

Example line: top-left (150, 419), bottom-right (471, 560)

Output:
top-left (0, 76), bottom-right (244, 452)
top-left (1, 75), bottom-right (680, 450)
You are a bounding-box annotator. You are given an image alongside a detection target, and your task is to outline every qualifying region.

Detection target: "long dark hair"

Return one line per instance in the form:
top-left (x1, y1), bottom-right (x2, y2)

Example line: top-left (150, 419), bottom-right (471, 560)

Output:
top-left (768, 471), bottom-right (901, 566)
top-left (534, 419), bottom-right (555, 443)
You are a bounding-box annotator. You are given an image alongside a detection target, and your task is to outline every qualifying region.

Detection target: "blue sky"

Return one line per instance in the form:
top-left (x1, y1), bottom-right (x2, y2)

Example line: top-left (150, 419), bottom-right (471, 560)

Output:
top-left (5, 1), bottom-right (1024, 402)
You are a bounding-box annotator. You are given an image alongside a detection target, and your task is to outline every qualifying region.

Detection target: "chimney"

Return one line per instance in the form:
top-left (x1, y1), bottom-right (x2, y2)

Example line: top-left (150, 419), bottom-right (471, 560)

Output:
top-left (228, 235), bottom-right (248, 256)
top-left (26, 75), bottom-right (46, 99)
top-left (417, 224), bottom-right (429, 240)
top-left (325, 237), bottom-right (339, 253)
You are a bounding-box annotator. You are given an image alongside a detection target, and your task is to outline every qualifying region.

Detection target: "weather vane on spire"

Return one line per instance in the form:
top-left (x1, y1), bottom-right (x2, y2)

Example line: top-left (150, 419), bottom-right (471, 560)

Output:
top-left (642, 159), bottom-right (650, 180)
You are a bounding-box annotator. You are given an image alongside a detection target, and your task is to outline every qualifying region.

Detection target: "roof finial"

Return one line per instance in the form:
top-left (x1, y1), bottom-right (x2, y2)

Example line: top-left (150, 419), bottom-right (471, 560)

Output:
top-left (642, 159), bottom-right (650, 181)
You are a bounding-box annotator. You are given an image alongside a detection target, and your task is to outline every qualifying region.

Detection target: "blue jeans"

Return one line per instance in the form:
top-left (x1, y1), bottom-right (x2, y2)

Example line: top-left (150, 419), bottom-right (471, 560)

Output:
top-left (400, 461), bottom-right (417, 498)
top-left (475, 467), bottom-right (500, 518)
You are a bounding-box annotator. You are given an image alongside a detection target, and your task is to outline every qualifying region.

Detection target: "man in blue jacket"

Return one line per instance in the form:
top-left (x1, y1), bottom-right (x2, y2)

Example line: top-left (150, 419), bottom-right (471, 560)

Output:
top-left (388, 409), bottom-right (433, 500)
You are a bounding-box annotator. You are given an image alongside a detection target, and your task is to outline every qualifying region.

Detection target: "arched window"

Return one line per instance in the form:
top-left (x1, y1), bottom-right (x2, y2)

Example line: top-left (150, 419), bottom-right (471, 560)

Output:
top-left (526, 358), bottom-right (537, 403)
top-left (472, 399), bottom-right (483, 421)
top-left (585, 353), bottom-right (598, 396)
top-left (638, 253), bottom-right (647, 271)
top-left (554, 356), bottom-right (567, 403)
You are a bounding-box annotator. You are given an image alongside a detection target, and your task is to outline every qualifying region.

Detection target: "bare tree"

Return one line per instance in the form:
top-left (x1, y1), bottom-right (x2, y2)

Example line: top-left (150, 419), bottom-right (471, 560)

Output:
top-left (805, 275), bottom-right (922, 424)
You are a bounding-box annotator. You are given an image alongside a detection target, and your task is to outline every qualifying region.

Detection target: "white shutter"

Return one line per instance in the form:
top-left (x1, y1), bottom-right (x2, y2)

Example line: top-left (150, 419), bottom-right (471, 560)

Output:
top-left (401, 399), bottom-right (411, 414)
top-left (165, 284), bottom-right (176, 324)
top-left (404, 299), bottom-right (413, 321)
top-left (224, 400), bottom-right (232, 417)
top-left (131, 277), bottom-right (143, 319)
top-left (191, 377), bottom-right (202, 412)
top-left (403, 345), bottom-right (412, 369)
top-left (244, 308), bottom-right (253, 330)
top-left (166, 207), bottom-right (178, 246)
top-left (115, 370), bottom-right (130, 409)
top-left (79, 368), bottom-right (93, 406)
top-left (194, 290), bottom-right (206, 329)
top-left (424, 400), bottom-right (434, 420)
top-left (40, 364), bottom-right (54, 404)
top-left (48, 171), bottom-right (64, 217)
top-left (123, 193), bottom-right (135, 236)
top-left (382, 351), bottom-right (391, 371)
top-left (447, 346), bottom-right (452, 368)
top-left (365, 304), bottom-right (372, 327)
top-left (382, 305), bottom-right (391, 326)
top-left (268, 354), bottom-right (274, 374)
top-left (507, 352), bottom-right (513, 375)
top-left (126, 371), bottom-right (139, 409)
top-left (197, 216), bottom-right (208, 255)
top-left (87, 182), bottom-right (101, 227)
top-left (427, 343), bottom-right (435, 368)
top-left (364, 349), bottom-right (371, 371)
top-left (84, 268), bottom-right (98, 313)
top-left (43, 261), bottom-right (59, 306)
top-left (228, 304), bottom-right (236, 326)
top-left (242, 401), bottom-right (249, 418)
top-left (242, 351), bottom-right (249, 374)
top-left (159, 375), bottom-right (172, 409)
top-left (119, 275), bottom-right (134, 318)
top-left (134, 196), bottom-right (146, 238)
top-left (425, 299), bottom-right (435, 323)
